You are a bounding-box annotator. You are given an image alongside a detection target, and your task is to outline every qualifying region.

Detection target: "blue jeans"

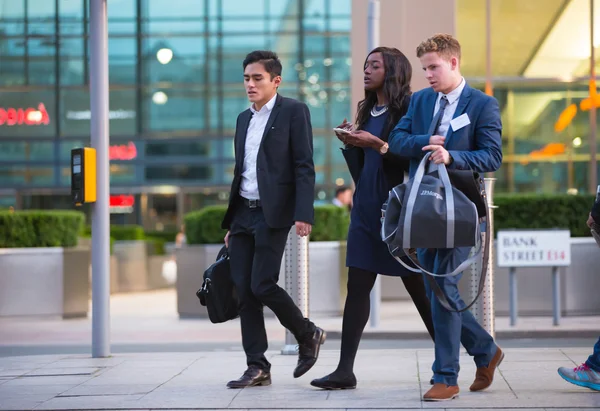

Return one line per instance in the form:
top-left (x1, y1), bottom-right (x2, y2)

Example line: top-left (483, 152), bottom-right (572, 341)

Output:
top-left (418, 247), bottom-right (497, 386)
top-left (586, 337), bottom-right (600, 372)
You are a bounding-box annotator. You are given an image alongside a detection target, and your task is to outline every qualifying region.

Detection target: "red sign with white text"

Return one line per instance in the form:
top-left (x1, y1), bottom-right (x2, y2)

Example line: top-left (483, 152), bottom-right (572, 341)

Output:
top-left (109, 142), bottom-right (137, 161)
top-left (0, 103), bottom-right (50, 126)
top-left (109, 195), bottom-right (135, 208)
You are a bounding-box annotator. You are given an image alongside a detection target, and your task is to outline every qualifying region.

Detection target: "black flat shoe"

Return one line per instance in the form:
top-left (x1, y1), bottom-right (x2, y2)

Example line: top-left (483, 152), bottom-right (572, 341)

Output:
top-left (310, 372), bottom-right (357, 390)
top-left (293, 327), bottom-right (326, 378)
top-left (226, 366), bottom-right (271, 389)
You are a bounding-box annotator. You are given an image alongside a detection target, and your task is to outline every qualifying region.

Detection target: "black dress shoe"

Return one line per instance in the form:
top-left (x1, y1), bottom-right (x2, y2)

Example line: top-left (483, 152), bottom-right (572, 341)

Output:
top-left (311, 372), bottom-right (357, 390)
top-left (226, 366), bottom-right (271, 389)
top-left (293, 327), bottom-right (326, 378)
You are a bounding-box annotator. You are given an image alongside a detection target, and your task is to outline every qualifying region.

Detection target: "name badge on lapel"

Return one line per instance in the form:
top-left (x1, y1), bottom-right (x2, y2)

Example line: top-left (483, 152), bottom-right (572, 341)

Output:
top-left (450, 113), bottom-right (471, 132)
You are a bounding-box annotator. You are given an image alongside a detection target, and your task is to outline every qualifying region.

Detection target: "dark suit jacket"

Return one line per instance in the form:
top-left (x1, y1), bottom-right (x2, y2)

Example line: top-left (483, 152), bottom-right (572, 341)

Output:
top-left (388, 83), bottom-right (503, 178)
top-left (222, 94), bottom-right (315, 229)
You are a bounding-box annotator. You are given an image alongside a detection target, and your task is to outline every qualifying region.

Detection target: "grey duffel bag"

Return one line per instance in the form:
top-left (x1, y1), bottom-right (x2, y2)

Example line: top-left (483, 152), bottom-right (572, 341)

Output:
top-left (381, 152), bottom-right (490, 312)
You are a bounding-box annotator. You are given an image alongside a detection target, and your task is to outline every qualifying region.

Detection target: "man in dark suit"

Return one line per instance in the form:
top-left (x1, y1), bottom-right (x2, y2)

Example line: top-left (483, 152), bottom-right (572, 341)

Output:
top-left (388, 34), bottom-right (504, 401)
top-left (221, 50), bottom-right (325, 389)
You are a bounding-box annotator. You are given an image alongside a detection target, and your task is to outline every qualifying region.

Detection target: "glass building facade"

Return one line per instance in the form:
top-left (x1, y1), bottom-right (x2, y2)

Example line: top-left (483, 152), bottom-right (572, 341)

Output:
top-left (1, 0), bottom-right (599, 230)
top-left (0, 0), bottom-right (352, 229)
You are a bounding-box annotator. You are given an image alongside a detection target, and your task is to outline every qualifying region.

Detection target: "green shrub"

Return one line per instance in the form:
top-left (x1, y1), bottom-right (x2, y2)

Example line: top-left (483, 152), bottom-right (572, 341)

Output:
top-left (0, 210), bottom-right (85, 248)
top-left (494, 194), bottom-right (595, 237)
top-left (144, 230), bottom-right (177, 243)
top-left (110, 225), bottom-right (145, 241)
top-left (184, 203), bottom-right (351, 244)
top-left (146, 236), bottom-right (167, 255)
top-left (185, 205), bottom-right (228, 244)
top-left (310, 205), bottom-right (350, 241)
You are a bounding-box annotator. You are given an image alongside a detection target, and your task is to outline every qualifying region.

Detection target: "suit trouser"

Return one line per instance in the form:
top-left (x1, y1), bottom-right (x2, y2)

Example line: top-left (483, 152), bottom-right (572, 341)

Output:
top-left (417, 246), bottom-right (497, 386)
top-left (229, 202), bottom-right (314, 372)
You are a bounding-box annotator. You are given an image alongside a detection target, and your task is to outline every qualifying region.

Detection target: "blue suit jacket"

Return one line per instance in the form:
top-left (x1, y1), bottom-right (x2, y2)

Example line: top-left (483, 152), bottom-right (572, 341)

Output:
top-left (388, 83), bottom-right (502, 177)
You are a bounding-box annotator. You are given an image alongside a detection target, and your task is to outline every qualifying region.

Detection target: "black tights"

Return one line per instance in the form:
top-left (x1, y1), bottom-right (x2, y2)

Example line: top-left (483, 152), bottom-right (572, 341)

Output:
top-left (334, 267), bottom-right (435, 376)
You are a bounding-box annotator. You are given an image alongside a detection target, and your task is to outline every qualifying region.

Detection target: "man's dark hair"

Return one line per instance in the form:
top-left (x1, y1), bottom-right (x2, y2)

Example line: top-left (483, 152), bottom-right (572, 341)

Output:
top-left (243, 50), bottom-right (282, 80)
top-left (335, 186), bottom-right (350, 197)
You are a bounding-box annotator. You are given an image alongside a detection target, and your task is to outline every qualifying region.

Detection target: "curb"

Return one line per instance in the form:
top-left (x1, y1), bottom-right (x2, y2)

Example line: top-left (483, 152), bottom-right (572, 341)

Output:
top-left (328, 329), bottom-right (600, 340)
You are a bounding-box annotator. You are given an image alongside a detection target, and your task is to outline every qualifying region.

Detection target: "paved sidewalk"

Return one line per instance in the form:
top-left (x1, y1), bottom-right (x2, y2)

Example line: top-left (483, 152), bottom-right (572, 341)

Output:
top-left (1, 348), bottom-right (599, 410)
top-left (1, 290), bottom-right (599, 348)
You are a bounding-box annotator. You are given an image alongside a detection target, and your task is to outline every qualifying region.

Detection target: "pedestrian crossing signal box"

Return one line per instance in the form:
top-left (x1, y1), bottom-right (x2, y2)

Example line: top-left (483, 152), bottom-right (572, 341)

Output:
top-left (71, 148), bottom-right (96, 206)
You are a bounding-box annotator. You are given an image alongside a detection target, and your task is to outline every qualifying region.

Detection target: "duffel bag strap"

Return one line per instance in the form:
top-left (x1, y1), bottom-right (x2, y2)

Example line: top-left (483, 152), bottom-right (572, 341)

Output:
top-left (401, 195), bottom-right (490, 314)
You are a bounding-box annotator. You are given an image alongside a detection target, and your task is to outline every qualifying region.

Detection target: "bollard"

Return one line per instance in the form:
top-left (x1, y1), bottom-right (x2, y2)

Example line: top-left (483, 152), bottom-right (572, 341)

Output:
top-left (281, 230), bottom-right (310, 355)
top-left (470, 178), bottom-right (496, 338)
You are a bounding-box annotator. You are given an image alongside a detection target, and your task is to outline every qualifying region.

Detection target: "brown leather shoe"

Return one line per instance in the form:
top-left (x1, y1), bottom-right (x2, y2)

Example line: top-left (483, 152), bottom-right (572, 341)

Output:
top-left (470, 346), bottom-right (505, 392)
top-left (423, 383), bottom-right (459, 401)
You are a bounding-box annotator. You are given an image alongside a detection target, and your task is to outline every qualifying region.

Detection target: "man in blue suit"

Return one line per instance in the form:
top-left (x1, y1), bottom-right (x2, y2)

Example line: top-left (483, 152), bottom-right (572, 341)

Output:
top-left (388, 34), bottom-right (504, 402)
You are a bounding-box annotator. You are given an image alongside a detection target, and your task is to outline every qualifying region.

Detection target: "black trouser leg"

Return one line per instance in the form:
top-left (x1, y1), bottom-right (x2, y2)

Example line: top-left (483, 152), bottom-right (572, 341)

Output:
top-left (229, 229), bottom-right (270, 371)
top-left (229, 205), bottom-right (314, 372)
top-left (249, 213), bottom-right (314, 341)
top-left (401, 274), bottom-right (435, 341)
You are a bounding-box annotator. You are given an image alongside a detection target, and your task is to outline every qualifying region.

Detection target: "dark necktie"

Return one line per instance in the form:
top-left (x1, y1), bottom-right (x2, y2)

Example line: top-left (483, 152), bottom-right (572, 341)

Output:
top-left (428, 95), bottom-right (449, 136)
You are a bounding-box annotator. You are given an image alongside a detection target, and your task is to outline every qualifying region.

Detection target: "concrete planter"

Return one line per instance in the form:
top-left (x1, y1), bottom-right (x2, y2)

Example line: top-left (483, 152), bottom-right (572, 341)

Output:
top-left (381, 239), bottom-right (600, 317)
top-left (0, 247), bottom-right (90, 318)
top-left (175, 244), bottom-right (223, 318)
top-left (308, 241), bottom-right (346, 317)
top-left (112, 241), bottom-right (148, 292)
top-left (147, 255), bottom-right (174, 289)
top-left (418, 238), bottom-right (600, 317)
top-left (488, 238), bottom-right (600, 317)
top-left (176, 240), bottom-right (347, 319)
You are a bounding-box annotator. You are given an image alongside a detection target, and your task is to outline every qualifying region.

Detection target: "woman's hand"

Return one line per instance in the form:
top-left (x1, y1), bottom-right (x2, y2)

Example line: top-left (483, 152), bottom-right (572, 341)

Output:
top-left (334, 118), bottom-right (354, 143)
top-left (345, 130), bottom-right (380, 148)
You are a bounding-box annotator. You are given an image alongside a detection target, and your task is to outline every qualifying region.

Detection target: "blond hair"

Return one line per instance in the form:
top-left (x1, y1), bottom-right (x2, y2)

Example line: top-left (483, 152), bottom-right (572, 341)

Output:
top-left (416, 33), bottom-right (461, 62)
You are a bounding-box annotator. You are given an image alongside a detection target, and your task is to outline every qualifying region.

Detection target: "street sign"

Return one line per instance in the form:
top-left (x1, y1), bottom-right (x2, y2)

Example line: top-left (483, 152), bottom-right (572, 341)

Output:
top-left (497, 229), bottom-right (571, 268)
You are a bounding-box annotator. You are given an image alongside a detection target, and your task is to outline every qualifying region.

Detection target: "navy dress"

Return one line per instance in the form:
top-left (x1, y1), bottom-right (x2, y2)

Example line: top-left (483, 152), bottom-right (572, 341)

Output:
top-left (346, 110), bottom-right (411, 277)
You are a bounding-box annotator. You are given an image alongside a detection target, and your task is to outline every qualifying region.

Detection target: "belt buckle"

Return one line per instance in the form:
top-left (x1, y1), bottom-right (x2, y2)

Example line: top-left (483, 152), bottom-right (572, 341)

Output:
top-left (248, 199), bottom-right (258, 208)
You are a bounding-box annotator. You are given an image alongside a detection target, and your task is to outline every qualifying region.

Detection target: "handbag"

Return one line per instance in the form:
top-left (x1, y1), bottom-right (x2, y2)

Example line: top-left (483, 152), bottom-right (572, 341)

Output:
top-left (381, 152), bottom-right (490, 312)
top-left (196, 245), bottom-right (239, 323)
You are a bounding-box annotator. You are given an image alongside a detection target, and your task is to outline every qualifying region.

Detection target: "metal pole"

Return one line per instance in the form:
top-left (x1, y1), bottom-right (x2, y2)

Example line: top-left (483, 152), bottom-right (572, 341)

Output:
top-left (485, 0), bottom-right (493, 96)
top-left (281, 231), bottom-right (310, 355)
top-left (367, 0), bottom-right (381, 329)
top-left (90, 0), bottom-right (110, 358)
top-left (552, 266), bottom-right (561, 326)
top-left (480, 178), bottom-right (496, 337)
top-left (471, 179), bottom-right (497, 336)
top-left (509, 267), bottom-right (517, 327)
top-left (590, 0), bottom-right (598, 194)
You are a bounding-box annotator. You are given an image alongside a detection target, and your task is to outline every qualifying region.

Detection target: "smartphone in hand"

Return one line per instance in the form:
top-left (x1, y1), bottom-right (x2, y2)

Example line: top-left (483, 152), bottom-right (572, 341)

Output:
top-left (333, 127), bottom-right (352, 134)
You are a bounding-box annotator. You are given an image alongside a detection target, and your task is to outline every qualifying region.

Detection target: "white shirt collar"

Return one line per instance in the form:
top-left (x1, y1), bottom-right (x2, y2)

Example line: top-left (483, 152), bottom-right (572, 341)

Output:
top-left (250, 93), bottom-right (278, 114)
top-left (438, 77), bottom-right (466, 105)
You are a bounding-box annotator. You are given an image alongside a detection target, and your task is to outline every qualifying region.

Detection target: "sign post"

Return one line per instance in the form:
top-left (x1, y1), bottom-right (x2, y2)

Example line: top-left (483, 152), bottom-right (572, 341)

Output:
top-left (497, 229), bottom-right (571, 326)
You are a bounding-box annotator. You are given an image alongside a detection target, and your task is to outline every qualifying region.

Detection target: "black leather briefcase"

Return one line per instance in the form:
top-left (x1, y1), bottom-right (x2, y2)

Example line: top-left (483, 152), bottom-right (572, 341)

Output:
top-left (196, 245), bottom-right (239, 324)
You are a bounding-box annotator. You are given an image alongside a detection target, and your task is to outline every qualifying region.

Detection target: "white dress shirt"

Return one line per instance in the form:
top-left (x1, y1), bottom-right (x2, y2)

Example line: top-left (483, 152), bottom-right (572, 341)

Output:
top-left (433, 77), bottom-right (466, 137)
top-left (239, 93), bottom-right (278, 200)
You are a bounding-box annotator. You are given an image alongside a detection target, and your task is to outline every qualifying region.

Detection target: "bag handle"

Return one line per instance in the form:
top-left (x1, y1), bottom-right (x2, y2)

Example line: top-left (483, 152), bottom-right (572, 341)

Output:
top-left (402, 152), bottom-right (456, 249)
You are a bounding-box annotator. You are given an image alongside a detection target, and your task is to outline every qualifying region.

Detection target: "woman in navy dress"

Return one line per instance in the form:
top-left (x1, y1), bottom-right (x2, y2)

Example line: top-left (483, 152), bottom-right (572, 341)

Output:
top-left (311, 47), bottom-right (435, 390)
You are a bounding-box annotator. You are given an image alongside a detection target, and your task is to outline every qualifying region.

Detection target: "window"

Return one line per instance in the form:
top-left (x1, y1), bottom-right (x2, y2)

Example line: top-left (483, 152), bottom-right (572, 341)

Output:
top-left (60, 88), bottom-right (136, 137)
top-left (145, 164), bottom-right (213, 182)
top-left (0, 166), bottom-right (54, 187)
top-left (0, 142), bottom-right (54, 161)
top-left (0, 91), bottom-right (56, 137)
